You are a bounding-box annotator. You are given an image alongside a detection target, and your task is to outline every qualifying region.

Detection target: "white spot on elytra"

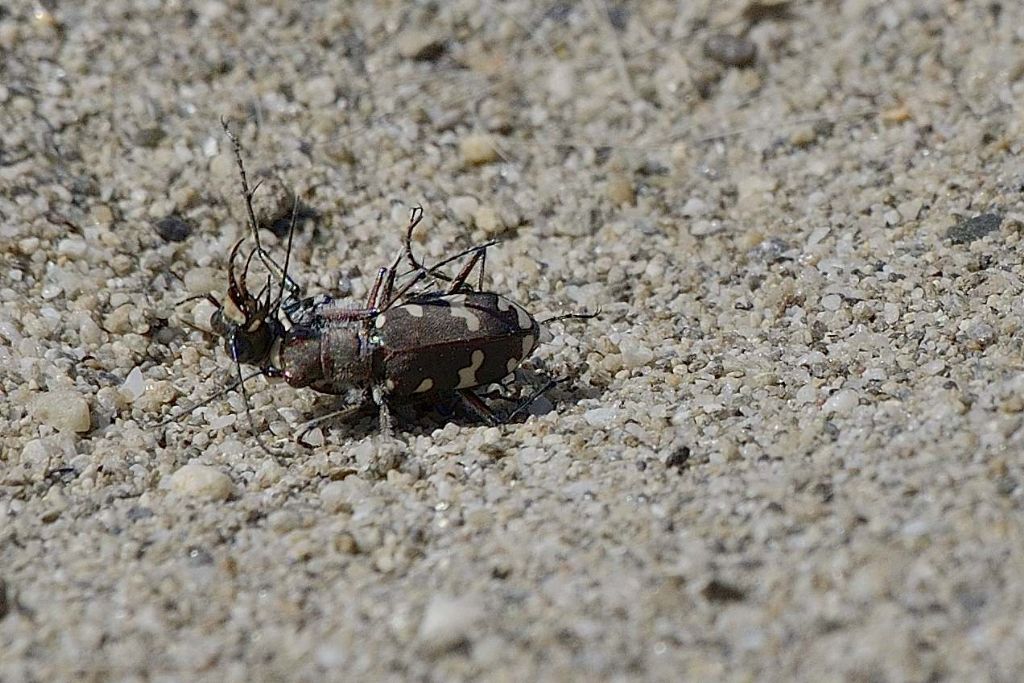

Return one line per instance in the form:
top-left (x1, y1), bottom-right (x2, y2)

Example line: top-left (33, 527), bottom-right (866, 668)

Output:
top-left (496, 297), bottom-right (511, 311)
top-left (385, 378), bottom-right (396, 391)
top-left (405, 303), bottom-right (424, 318)
top-left (450, 305), bottom-right (481, 332)
top-left (512, 303), bottom-right (532, 329)
top-left (521, 334), bottom-right (535, 359)
top-left (414, 377), bottom-right (434, 393)
top-left (457, 350), bottom-right (485, 389)
top-left (375, 313), bottom-right (387, 329)
top-left (506, 356), bottom-right (519, 373)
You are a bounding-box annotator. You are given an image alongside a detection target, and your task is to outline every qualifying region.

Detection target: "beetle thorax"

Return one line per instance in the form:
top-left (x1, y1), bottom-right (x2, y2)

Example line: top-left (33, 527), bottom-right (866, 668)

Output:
top-left (279, 321), bottom-right (375, 394)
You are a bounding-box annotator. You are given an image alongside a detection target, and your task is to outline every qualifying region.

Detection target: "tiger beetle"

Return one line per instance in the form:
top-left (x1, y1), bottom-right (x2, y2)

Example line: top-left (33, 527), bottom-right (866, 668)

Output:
top-left (163, 121), bottom-right (592, 455)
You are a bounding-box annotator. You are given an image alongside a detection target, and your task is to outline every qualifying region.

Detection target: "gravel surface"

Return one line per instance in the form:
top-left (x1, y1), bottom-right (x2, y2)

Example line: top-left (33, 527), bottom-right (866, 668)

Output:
top-left (4, 0), bottom-right (1024, 680)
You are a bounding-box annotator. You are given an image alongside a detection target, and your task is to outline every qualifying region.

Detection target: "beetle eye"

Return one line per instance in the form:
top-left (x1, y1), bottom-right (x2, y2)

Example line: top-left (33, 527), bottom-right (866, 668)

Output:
top-left (210, 310), bottom-right (228, 336)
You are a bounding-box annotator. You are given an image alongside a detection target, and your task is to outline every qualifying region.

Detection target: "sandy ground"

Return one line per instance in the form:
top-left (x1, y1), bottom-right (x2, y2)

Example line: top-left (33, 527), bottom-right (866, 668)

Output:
top-left (3, 0), bottom-right (1024, 680)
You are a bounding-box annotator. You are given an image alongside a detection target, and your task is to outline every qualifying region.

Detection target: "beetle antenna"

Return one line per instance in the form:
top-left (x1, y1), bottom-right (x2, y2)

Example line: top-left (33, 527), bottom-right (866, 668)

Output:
top-left (222, 117), bottom-right (265, 254)
top-left (538, 309), bottom-right (601, 325)
top-left (152, 368), bottom-right (263, 428)
top-left (273, 193), bottom-right (300, 310)
top-left (221, 117), bottom-right (302, 301)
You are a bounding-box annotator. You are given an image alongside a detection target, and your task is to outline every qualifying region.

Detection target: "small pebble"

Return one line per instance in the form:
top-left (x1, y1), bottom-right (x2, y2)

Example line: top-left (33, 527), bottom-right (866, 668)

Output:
top-left (184, 267), bottom-right (220, 295)
top-left (789, 125), bottom-right (816, 147)
top-left (460, 134), bottom-right (499, 165)
top-left (417, 595), bottom-right (484, 655)
top-left (396, 30), bottom-right (447, 61)
top-left (320, 480), bottom-right (353, 512)
top-left (122, 367), bottom-right (145, 402)
top-left (547, 62), bottom-right (575, 103)
top-left (267, 509), bottom-right (301, 533)
top-left (681, 197), bottom-right (709, 217)
top-left (703, 34), bottom-right (757, 68)
top-left (820, 294), bottom-right (842, 311)
top-left (736, 175), bottom-right (777, 209)
top-left (621, 342), bottom-right (655, 369)
top-left (153, 215), bottom-right (192, 243)
top-left (473, 205), bottom-right (504, 235)
top-left (30, 390), bottom-right (91, 433)
top-left (56, 238), bottom-right (88, 258)
top-left (606, 175), bottom-right (635, 206)
top-left (167, 464), bottom-right (233, 501)
top-left (134, 127), bottom-right (166, 148)
top-left (297, 74), bottom-right (337, 107)
top-left (583, 407), bottom-right (619, 427)
top-left (947, 213), bottom-right (1001, 244)
top-left (449, 196), bottom-right (480, 225)
top-left (822, 389), bottom-right (859, 416)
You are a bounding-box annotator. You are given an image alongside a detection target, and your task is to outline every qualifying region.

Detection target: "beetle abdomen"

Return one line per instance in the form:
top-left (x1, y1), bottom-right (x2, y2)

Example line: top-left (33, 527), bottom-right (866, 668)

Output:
top-left (375, 292), bottom-right (539, 397)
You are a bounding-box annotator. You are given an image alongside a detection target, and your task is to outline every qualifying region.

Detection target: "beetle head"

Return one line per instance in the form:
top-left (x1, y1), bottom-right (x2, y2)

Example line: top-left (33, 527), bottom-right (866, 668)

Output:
top-left (208, 239), bottom-right (283, 368)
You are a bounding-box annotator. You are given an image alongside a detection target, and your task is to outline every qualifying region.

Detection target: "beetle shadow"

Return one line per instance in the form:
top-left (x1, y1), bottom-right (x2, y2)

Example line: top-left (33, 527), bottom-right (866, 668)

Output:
top-left (492, 365), bottom-right (604, 425)
top-left (297, 366), bottom-right (603, 443)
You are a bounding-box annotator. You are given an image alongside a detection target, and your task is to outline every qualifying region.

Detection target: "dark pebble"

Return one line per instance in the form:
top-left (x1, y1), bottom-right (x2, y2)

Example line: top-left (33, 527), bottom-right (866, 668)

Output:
top-left (154, 215), bottom-right (193, 243)
top-left (134, 127), bottom-right (166, 148)
top-left (126, 506), bottom-right (155, 521)
top-left (665, 446), bottom-right (691, 471)
top-left (704, 34), bottom-right (757, 68)
top-left (946, 213), bottom-right (1001, 245)
top-left (701, 578), bottom-right (747, 603)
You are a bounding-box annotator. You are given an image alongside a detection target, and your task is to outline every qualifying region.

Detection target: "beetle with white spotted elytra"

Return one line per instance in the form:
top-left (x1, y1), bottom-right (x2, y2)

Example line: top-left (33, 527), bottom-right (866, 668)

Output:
top-left (187, 123), bottom-right (590, 450)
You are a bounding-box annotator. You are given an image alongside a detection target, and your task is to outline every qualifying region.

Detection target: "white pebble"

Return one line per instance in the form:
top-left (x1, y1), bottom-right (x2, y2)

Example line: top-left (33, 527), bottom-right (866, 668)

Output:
top-left (820, 294), bottom-right (842, 311)
top-left (57, 237), bottom-right (88, 257)
top-left (620, 343), bottom-right (655, 369)
top-left (417, 595), bottom-right (484, 655)
top-left (583, 407), bottom-right (619, 427)
top-left (184, 267), bottom-right (220, 294)
top-left (30, 390), bottom-right (91, 433)
top-left (297, 74), bottom-right (337, 107)
top-left (547, 63), bottom-right (575, 103)
top-left (822, 389), bottom-right (859, 415)
top-left (681, 197), bottom-right (709, 217)
top-left (267, 509), bottom-right (301, 533)
top-left (122, 367), bottom-right (145, 402)
top-left (320, 480), bottom-right (353, 512)
top-left (448, 196), bottom-right (479, 225)
top-left (207, 413), bottom-right (237, 430)
top-left (459, 134), bottom-right (499, 165)
top-left (737, 175), bottom-right (777, 209)
top-left (473, 205), bottom-right (504, 235)
top-left (167, 464), bottom-right (233, 501)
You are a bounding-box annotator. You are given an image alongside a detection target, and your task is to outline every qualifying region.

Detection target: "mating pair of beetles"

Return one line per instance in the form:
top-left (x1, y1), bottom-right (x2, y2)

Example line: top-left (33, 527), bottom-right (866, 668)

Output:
top-left (181, 123), bottom-right (587, 452)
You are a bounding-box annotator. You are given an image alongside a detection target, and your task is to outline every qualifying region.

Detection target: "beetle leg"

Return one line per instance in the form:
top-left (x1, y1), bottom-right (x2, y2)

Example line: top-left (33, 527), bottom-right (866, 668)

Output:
top-left (446, 247), bottom-right (487, 293)
top-left (376, 250), bottom-right (404, 309)
top-left (504, 377), bottom-right (566, 423)
top-left (403, 205), bottom-right (427, 273)
top-left (295, 402), bottom-right (373, 447)
top-left (365, 266), bottom-right (388, 309)
top-left (377, 401), bottom-right (394, 435)
top-left (370, 383), bottom-right (396, 435)
top-left (456, 390), bottom-right (500, 427)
